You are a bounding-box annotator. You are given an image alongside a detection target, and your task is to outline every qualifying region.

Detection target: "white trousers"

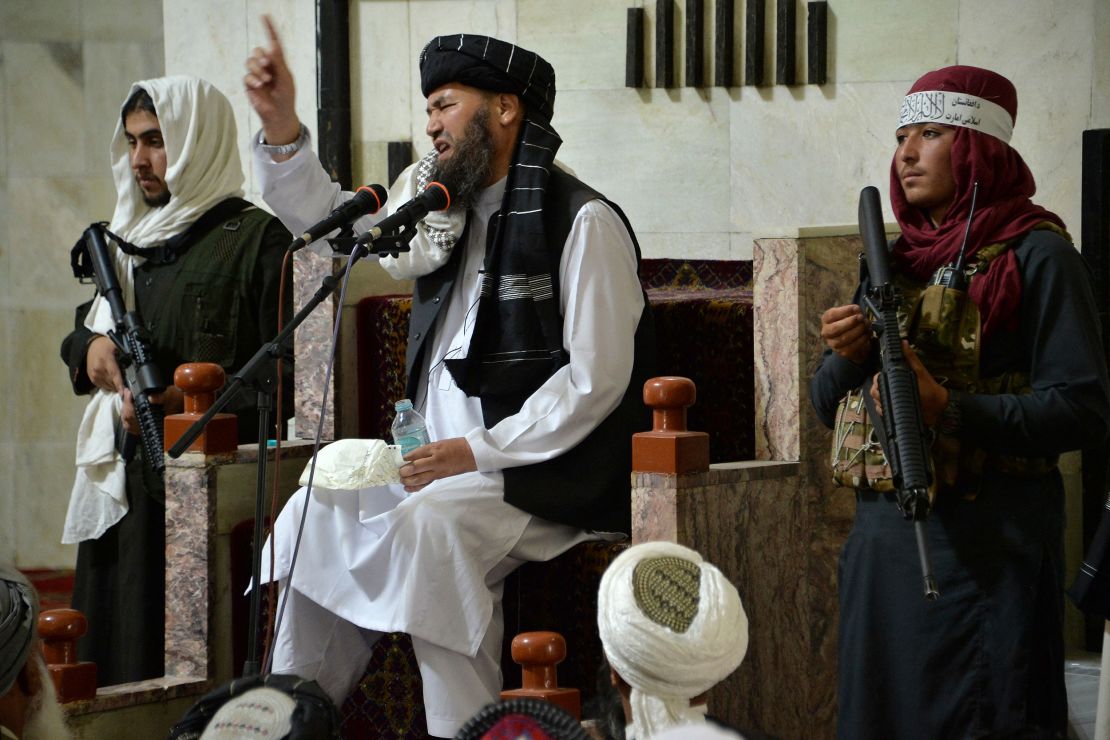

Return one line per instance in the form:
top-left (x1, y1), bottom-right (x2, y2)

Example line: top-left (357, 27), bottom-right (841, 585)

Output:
top-left (271, 580), bottom-right (509, 738)
top-left (263, 471), bottom-right (601, 736)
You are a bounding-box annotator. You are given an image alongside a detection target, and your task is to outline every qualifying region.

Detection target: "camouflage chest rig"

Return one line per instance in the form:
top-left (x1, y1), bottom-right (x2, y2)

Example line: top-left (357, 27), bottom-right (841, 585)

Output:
top-left (831, 225), bottom-right (1064, 500)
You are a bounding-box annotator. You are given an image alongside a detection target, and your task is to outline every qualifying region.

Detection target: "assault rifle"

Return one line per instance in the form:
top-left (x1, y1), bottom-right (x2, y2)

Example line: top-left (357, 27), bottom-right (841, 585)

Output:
top-left (858, 186), bottom-right (939, 600)
top-left (72, 223), bottom-right (166, 476)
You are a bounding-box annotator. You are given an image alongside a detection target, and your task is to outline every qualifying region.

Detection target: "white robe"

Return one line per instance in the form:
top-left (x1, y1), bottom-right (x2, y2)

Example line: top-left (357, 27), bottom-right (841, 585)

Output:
top-left (253, 138), bottom-right (645, 728)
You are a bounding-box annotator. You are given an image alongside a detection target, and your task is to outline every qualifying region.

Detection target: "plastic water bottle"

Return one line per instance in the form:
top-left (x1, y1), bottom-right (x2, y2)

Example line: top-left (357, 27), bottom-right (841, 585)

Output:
top-left (391, 399), bottom-right (430, 456)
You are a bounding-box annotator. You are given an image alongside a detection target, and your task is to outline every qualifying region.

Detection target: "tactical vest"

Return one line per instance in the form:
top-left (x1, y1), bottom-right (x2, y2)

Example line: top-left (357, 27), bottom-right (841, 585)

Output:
top-left (133, 203), bottom-right (281, 445)
top-left (405, 169), bottom-right (656, 534)
top-left (832, 231), bottom-right (1059, 499)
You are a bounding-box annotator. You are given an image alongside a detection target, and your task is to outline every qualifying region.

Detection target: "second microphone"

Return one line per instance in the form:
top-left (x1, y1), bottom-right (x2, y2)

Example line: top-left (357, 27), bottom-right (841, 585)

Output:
top-left (288, 184), bottom-right (388, 252)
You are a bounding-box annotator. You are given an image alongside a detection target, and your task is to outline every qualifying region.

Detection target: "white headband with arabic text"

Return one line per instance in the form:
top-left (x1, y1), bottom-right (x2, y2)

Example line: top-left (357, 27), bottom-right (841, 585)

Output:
top-left (898, 90), bottom-right (1013, 143)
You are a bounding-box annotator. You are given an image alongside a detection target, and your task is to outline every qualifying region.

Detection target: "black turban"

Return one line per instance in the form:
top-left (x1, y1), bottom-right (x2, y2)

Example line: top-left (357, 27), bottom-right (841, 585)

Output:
top-left (0, 564), bottom-right (38, 696)
top-left (419, 34), bottom-right (556, 123)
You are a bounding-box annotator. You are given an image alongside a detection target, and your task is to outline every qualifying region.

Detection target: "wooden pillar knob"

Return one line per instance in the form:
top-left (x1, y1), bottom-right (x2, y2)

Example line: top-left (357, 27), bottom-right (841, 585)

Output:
top-left (512, 631), bottom-right (566, 690)
top-left (37, 608), bottom-right (96, 702)
top-left (163, 362), bottom-right (239, 455)
top-left (644, 376), bottom-right (697, 432)
top-left (174, 362), bottom-right (225, 414)
top-left (39, 608), bottom-right (86, 665)
top-left (632, 376), bottom-right (710, 474)
top-left (500, 631), bottom-right (580, 719)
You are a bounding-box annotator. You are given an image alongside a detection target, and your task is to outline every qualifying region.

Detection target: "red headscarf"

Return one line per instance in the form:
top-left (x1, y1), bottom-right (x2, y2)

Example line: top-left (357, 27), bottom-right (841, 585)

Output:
top-left (889, 65), bottom-right (1066, 337)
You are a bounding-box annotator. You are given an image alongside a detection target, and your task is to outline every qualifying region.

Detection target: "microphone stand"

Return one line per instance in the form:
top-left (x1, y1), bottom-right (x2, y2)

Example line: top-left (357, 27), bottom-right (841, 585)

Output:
top-left (166, 225), bottom-right (413, 677)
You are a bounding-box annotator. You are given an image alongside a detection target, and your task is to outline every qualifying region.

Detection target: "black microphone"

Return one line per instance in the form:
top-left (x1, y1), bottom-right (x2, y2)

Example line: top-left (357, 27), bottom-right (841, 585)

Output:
top-left (354, 182), bottom-right (451, 247)
top-left (288, 184), bottom-right (387, 251)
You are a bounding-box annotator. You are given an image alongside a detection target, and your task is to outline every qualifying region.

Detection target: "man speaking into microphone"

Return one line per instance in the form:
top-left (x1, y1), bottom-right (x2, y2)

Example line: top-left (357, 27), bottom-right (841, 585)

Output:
top-left (245, 16), bottom-right (654, 737)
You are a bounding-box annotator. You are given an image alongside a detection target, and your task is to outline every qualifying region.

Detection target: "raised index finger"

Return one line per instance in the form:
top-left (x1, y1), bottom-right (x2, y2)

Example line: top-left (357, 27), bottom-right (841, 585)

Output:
top-left (261, 14), bottom-right (285, 59)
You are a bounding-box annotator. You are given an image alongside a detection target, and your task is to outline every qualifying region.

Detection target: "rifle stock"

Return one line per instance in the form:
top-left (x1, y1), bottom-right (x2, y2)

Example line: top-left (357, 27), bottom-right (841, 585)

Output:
top-left (858, 186), bottom-right (939, 600)
top-left (82, 224), bottom-right (166, 476)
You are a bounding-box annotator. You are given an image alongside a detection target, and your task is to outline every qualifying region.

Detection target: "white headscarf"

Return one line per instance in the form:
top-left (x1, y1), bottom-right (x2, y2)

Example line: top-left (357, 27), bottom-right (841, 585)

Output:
top-left (598, 542), bottom-right (749, 740)
top-left (63, 76), bottom-right (246, 544)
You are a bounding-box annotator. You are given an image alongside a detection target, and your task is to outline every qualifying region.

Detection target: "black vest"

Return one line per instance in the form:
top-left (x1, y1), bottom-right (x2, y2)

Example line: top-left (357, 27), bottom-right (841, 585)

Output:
top-left (404, 169), bottom-right (656, 533)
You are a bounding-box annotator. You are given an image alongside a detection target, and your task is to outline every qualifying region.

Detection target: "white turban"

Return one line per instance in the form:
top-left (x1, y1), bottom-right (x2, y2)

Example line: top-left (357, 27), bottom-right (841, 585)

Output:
top-left (0, 565), bottom-right (39, 697)
top-left (597, 542), bottom-right (748, 739)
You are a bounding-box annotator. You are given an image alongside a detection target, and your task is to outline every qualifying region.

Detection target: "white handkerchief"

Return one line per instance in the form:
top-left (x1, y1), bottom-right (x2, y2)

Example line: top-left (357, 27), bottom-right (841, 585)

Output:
top-left (299, 439), bottom-right (405, 490)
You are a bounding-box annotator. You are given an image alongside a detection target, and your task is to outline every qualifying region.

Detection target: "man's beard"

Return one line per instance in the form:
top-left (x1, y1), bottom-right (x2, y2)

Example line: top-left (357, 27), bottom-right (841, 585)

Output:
top-left (434, 106), bottom-right (494, 210)
top-left (21, 654), bottom-right (73, 740)
top-left (137, 176), bottom-right (171, 208)
top-left (143, 191), bottom-right (171, 207)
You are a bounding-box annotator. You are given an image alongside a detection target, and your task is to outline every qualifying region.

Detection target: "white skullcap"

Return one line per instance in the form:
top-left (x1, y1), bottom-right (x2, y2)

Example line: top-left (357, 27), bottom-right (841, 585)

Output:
top-left (597, 542), bottom-right (748, 739)
top-left (200, 686), bottom-right (295, 739)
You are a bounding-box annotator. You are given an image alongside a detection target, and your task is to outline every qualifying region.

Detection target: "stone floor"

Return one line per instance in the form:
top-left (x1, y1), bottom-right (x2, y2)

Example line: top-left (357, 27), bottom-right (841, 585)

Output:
top-left (1067, 652), bottom-right (1101, 740)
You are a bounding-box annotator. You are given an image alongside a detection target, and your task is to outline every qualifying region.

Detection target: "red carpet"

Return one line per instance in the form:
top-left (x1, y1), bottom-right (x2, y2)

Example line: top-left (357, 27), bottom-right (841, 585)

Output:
top-left (21, 568), bottom-right (75, 612)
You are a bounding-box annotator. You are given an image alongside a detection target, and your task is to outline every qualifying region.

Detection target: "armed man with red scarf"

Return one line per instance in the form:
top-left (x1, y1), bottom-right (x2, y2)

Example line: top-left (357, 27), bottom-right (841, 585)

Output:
top-left (812, 65), bottom-right (1110, 738)
top-left (244, 19), bottom-right (654, 738)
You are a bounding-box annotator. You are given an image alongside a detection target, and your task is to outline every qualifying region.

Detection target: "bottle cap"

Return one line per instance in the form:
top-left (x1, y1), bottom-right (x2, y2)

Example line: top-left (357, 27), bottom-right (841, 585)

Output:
top-left (394, 399), bottom-right (414, 412)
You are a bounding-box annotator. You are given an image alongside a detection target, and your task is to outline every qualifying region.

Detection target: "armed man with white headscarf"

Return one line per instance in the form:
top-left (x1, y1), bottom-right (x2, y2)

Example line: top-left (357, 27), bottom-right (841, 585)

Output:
top-left (59, 76), bottom-right (293, 686)
top-left (598, 542), bottom-right (749, 740)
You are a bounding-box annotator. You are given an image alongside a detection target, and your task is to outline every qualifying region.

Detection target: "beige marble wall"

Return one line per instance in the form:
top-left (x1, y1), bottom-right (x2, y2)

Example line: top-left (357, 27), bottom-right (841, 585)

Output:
top-left (0, 2), bottom-right (163, 568)
top-left (322, 0), bottom-right (1105, 262)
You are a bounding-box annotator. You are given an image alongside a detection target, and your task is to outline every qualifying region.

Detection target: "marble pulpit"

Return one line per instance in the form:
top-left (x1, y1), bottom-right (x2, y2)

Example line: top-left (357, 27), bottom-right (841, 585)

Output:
top-left (632, 230), bottom-right (863, 739)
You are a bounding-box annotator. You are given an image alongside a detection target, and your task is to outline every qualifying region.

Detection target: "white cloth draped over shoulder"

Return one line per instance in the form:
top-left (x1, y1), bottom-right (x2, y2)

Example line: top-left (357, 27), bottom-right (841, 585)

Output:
top-left (63, 76), bottom-right (246, 544)
top-left (253, 138), bottom-right (645, 656)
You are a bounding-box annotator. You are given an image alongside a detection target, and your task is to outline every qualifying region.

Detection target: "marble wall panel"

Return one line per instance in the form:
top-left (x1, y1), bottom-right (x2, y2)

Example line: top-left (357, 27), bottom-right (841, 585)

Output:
top-left (832, 0), bottom-right (957, 84)
top-left (959, 0), bottom-right (1092, 238)
top-left (635, 231), bottom-right (732, 260)
top-left (293, 251), bottom-right (339, 441)
top-left (516, 0), bottom-right (634, 91)
top-left (164, 463), bottom-right (215, 678)
top-left (730, 231), bottom-right (755, 261)
top-left (82, 41), bottom-right (166, 181)
top-left (632, 462), bottom-right (842, 738)
top-left (7, 176), bottom-right (103, 310)
top-left (163, 2), bottom-right (252, 198)
top-left (10, 308), bottom-right (87, 444)
top-left (554, 87), bottom-right (732, 235)
top-left (81, 0), bottom-right (164, 42)
top-left (10, 440), bottom-right (79, 567)
top-left (352, 140), bottom-right (391, 192)
top-left (5, 42), bottom-right (86, 178)
top-left (0, 181), bottom-right (8, 298)
top-left (1, 317), bottom-right (9, 447)
top-left (753, 237), bottom-right (799, 460)
top-left (0, 56), bottom-right (6, 180)
top-left (351, 1), bottom-right (413, 143)
top-left (0, 0), bottom-right (82, 41)
top-left (0, 443), bottom-right (13, 563)
top-left (730, 81), bottom-right (905, 236)
top-left (1096, 1), bottom-right (1110, 127)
